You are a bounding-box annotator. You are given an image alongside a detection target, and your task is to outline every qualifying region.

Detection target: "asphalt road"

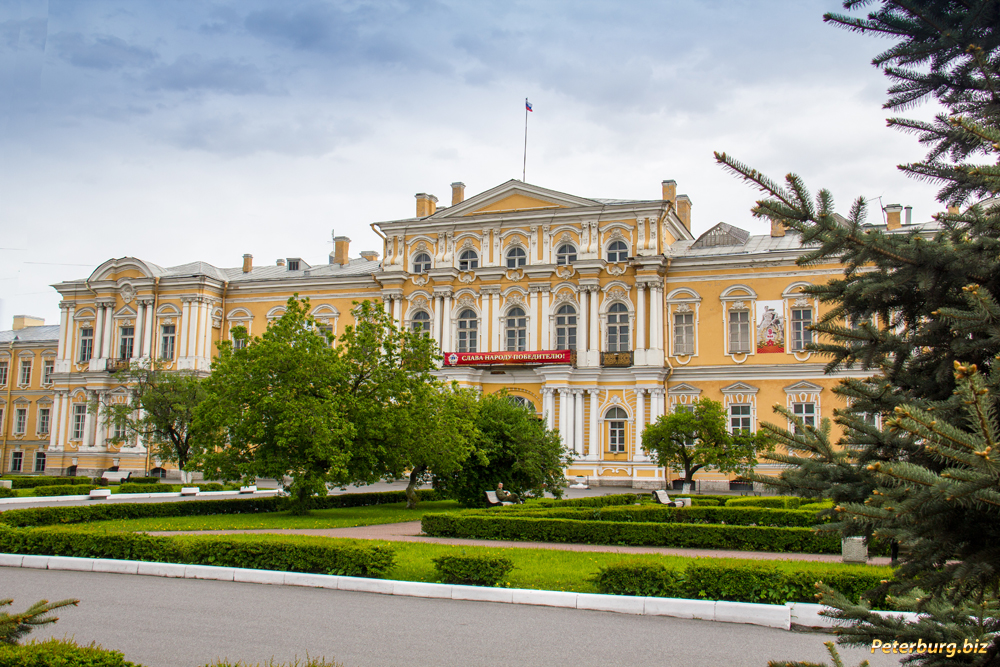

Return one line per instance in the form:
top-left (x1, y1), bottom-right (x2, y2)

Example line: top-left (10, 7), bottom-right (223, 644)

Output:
top-left (5, 569), bottom-right (903, 667)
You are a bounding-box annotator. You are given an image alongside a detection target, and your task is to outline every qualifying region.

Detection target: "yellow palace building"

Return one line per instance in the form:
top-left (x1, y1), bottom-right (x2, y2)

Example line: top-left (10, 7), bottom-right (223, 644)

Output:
top-left (17, 179), bottom-right (921, 486)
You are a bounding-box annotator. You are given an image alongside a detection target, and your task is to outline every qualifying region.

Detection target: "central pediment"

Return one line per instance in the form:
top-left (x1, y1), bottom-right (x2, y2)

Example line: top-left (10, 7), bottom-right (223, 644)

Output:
top-left (431, 180), bottom-right (600, 219)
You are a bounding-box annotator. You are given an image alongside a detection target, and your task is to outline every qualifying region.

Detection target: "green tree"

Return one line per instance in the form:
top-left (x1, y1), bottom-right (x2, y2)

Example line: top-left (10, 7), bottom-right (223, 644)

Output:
top-left (433, 392), bottom-right (573, 507)
top-left (715, 2), bottom-right (1000, 664)
top-left (197, 296), bottom-right (354, 511)
top-left (1, 598), bottom-right (78, 645)
top-left (95, 363), bottom-right (207, 482)
top-left (641, 398), bottom-right (771, 488)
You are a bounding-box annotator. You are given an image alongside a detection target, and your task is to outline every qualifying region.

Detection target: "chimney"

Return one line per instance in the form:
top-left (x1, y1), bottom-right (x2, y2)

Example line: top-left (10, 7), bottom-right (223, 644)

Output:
top-left (242, 254), bottom-right (253, 273)
top-left (770, 218), bottom-right (786, 238)
top-left (451, 182), bottom-right (466, 206)
top-left (948, 204), bottom-right (960, 215)
top-left (885, 204), bottom-right (903, 230)
top-left (333, 236), bottom-right (351, 266)
top-left (675, 194), bottom-right (692, 231)
top-left (661, 180), bottom-right (676, 203)
top-left (276, 258), bottom-right (286, 267)
top-left (415, 193), bottom-right (438, 217)
top-left (905, 206), bottom-right (912, 225)
top-left (360, 251), bottom-right (379, 262)
top-left (12, 315), bottom-right (44, 331)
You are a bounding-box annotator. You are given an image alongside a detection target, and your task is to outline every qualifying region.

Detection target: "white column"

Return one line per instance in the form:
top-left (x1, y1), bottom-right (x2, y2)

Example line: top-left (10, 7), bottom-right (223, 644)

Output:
top-left (493, 292), bottom-right (502, 352)
top-left (94, 396), bottom-right (106, 450)
top-left (652, 284), bottom-right (664, 353)
top-left (49, 394), bottom-right (63, 450)
top-left (634, 389), bottom-right (646, 460)
top-left (637, 283), bottom-right (647, 351)
top-left (558, 388), bottom-right (569, 445)
top-left (83, 397), bottom-right (95, 448)
top-left (433, 295), bottom-right (443, 347)
top-left (540, 289), bottom-right (550, 350)
top-left (588, 389), bottom-right (600, 460)
top-left (577, 289), bottom-right (588, 359)
top-left (392, 296), bottom-right (403, 327)
top-left (195, 300), bottom-right (207, 359)
top-left (144, 302), bottom-right (155, 359)
top-left (178, 300), bottom-right (191, 358)
top-left (528, 289), bottom-right (538, 350)
top-left (542, 388), bottom-right (554, 431)
top-left (102, 305), bottom-right (114, 359)
top-left (134, 408), bottom-right (147, 452)
top-left (93, 305), bottom-right (105, 359)
top-left (442, 293), bottom-right (452, 352)
top-left (574, 389), bottom-right (585, 457)
top-left (589, 288), bottom-right (600, 361)
top-left (56, 394), bottom-right (69, 451)
top-left (134, 302), bottom-right (145, 358)
top-left (57, 305), bottom-right (70, 360)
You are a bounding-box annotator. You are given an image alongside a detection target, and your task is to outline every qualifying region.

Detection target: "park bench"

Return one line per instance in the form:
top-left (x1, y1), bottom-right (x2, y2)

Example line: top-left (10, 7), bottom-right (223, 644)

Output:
top-left (101, 471), bottom-right (131, 485)
top-left (485, 491), bottom-right (514, 507)
top-left (652, 490), bottom-right (691, 508)
top-left (89, 489), bottom-right (111, 499)
top-left (239, 485), bottom-right (257, 494)
top-left (180, 487), bottom-right (200, 496)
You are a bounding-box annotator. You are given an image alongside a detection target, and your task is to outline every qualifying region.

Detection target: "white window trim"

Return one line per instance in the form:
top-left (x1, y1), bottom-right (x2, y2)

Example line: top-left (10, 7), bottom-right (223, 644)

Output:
top-left (667, 289), bottom-right (702, 362)
top-left (454, 305), bottom-right (481, 353)
top-left (503, 305), bottom-right (529, 352)
top-left (784, 382), bottom-right (823, 431)
top-left (550, 300), bottom-right (579, 350)
top-left (720, 286), bottom-right (758, 362)
top-left (721, 382), bottom-right (759, 434)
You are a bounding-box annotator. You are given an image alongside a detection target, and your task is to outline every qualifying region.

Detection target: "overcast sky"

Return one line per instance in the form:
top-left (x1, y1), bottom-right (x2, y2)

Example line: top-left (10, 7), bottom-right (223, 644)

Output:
top-left (0, 0), bottom-right (942, 328)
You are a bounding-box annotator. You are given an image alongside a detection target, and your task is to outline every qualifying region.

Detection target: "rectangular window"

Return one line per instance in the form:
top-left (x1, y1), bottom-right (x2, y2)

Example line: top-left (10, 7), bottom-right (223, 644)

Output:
top-left (608, 420), bottom-right (626, 453)
top-left (791, 309), bottom-right (813, 351)
top-left (730, 405), bottom-right (752, 434)
top-left (43, 360), bottom-right (54, 385)
top-left (160, 325), bottom-right (176, 359)
top-left (0, 361), bottom-right (7, 387)
top-left (18, 360), bottom-right (31, 386)
top-left (793, 402), bottom-right (816, 431)
top-left (34, 451), bottom-right (46, 472)
top-left (233, 337), bottom-right (247, 351)
top-left (38, 408), bottom-right (50, 434)
top-left (119, 326), bottom-right (135, 360)
top-left (14, 408), bottom-right (27, 435)
top-left (79, 327), bottom-right (94, 362)
top-left (10, 451), bottom-right (22, 473)
top-left (72, 405), bottom-right (87, 440)
top-left (674, 312), bottom-right (694, 355)
top-left (728, 310), bottom-right (751, 353)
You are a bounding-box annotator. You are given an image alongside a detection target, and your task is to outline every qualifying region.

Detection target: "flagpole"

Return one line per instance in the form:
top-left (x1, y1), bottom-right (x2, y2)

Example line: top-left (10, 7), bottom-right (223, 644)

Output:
top-left (523, 98), bottom-right (529, 182)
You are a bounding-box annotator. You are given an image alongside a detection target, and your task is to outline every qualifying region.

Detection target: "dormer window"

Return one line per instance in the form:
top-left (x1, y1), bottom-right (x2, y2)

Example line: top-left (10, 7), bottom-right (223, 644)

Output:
top-left (459, 250), bottom-right (479, 271)
top-left (413, 253), bottom-right (432, 273)
top-left (555, 244), bottom-right (577, 265)
top-left (607, 240), bottom-right (629, 263)
top-left (287, 259), bottom-right (300, 271)
top-left (506, 247), bottom-right (526, 269)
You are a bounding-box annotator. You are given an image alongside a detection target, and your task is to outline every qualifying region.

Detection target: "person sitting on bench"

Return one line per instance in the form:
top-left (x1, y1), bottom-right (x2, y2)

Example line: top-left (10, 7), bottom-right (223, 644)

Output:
top-left (496, 482), bottom-right (521, 504)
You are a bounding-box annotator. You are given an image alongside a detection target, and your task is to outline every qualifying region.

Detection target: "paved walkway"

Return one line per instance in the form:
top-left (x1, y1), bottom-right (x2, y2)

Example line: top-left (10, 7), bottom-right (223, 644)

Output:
top-left (157, 520), bottom-right (892, 565)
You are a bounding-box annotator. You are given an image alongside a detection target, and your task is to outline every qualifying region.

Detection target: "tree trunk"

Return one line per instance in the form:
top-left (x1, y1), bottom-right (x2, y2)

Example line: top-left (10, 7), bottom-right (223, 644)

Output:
top-left (405, 465), bottom-right (426, 510)
top-left (179, 469), bottom-right (192, 484)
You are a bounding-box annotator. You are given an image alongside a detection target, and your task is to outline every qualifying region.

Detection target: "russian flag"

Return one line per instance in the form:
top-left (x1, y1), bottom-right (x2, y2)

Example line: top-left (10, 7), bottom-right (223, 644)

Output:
top-left (525, 99), bottom-right (533, 112)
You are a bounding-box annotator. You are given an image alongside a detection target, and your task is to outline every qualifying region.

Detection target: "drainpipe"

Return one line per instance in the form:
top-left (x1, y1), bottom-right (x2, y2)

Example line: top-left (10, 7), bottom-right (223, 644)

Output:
top-left (1, 339), bottom-right (14, 475)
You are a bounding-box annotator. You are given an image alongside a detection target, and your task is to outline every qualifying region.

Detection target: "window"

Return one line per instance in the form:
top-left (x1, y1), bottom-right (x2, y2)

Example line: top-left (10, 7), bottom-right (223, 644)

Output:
top-left (119, 326), bottom-right (135, 360)
top-left (607, 407), bottom-right (627, 453)
top-left (0, 361), bottom-right (7, 387)
top-left (413, 252), bottom-right (432, 273)
top-left (555, 305), bottom-right (577, 350)
top-left (38, 408), bottom-right (50, 434)
top-left (457, 309), bottom-right (478, 353)
top-left (729, 310), bottom-right (751, 353)
top-left (161, 325), bottom-right (176, 359)
top-left (793, 402), bottom-right (816, 431)
top-left (508, 396), bottom-right (535, 413)
top-left (149, 467), bottom-right (167, 478)
top-left (43, 360), bottom-right (54, 385)
top-left (14, 408), bottom-right (26, 435)
top-left (287, 259), bottom-right (300, 271)
top-left (72, 405), bottom-right (87, 440)
top-left (113, 419), bottom-right (126, 442)
top-left (555, 244), bottom-right (577, 265)
top-left (34, 451), bottom-right (46, 472)
top-left (791, 308), bottom-right (813, 351)
top-left (18, 360), bottom-right (31, 386)
top-left (674, 311), bottom-right (694, 355)
top-left (607, 303), bottom-right (630, 352)
top-left (316, 324), bottom-right (333, 341)
top-left (234, 337), bottom-right (247, 351)
top-left (10, 451), bottom-right (22, 473)
top-left (459, 250), bottom-right (479, 271)
top-left (506, 247), bottom-right (526, 269)
top-left (411, 310), bottom-right (431, 333)
top-left (730, 405), bottom-right (752, 434)
top-left (79, 327), bottom-right (94, 362)
top-left (607, 240), bottom-right (629, 263)
top-left (506, 307), bottom-right (527, 351)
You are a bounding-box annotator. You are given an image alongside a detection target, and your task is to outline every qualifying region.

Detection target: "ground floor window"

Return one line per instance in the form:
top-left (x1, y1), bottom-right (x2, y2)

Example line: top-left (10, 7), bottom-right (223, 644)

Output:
top-left (72, 404), bottom-right (87, 440)
top-left (10, 451), bottom-right (22, 472)
top-left (793, 402), bottom-right (816, 431)
top-left (729, 404), bottom-right (752, 433)
top-left (606, 407), bottom-right (627, 453)
top-left (149, 467), bottom-right (167, 478)
top-left (34, 452), bottom-right (46, 472)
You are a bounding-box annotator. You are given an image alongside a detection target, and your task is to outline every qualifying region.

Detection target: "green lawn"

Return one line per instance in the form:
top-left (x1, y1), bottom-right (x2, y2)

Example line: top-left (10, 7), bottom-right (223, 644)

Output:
top-left (88, 500), bottom-right (464, 531)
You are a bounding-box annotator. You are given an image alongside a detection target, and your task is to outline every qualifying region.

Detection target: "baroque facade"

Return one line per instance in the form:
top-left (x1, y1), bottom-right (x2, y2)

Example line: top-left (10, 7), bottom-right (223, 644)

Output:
top-left (15, 180), bottom-right (924, 486)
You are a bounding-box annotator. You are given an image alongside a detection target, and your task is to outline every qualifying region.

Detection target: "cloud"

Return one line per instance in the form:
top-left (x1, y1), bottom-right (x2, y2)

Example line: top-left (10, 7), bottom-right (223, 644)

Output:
top-left (49, 32), bottom-right (157, 70)
top-left (144, 55), bottom-right (270, 95)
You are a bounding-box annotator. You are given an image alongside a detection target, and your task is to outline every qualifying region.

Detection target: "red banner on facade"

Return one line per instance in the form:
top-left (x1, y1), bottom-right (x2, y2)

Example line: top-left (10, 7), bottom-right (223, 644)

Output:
top-left (443, 350), bottom-right (573, 366)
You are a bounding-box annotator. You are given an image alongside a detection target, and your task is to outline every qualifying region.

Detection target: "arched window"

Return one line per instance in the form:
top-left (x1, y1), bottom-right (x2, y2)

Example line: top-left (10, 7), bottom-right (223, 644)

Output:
top-left (607, 240), bottom-right (629, 263)
top-left (413, 252), bottom-right (432, 273)
top-left (506, 307), bottom-right (527, 351)
top-left (606, 407), bottom-right (628, 453)
top-left (506, 247), bottom-right (527, 269)
top-left (457, 309), bottom-right (478, 353)
top-left (411, 310), bottom-right (431, 333)
top-left (555, 244), bottom-right (577, 265)
top-left (508, 395), bottom-right (536, 413)
top-left (459, 250), bottom-right (479, 271)
top-left (607, 302), bottom-right (630, 352)
top-left (555, 304), bottom-right (577, 350)
top-left (149, 467), bottom-right (167, 478)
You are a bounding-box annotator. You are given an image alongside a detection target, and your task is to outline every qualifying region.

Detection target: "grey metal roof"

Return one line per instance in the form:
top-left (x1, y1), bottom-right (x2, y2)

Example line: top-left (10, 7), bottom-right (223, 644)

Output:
top-left (671, 231), bottom-right (808, 258)
top-left (222, 257), bottom-right (382, 282)
top-left (0, 325), bottom-right (60, 343)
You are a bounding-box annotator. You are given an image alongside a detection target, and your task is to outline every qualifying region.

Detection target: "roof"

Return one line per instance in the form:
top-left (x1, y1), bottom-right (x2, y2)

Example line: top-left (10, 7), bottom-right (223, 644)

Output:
top-left (671, 231), bottom-right (808, 258)
top-left (221, 257), bottom-right (381, 282)
top-left (0, 325), bottom-right (60, 343)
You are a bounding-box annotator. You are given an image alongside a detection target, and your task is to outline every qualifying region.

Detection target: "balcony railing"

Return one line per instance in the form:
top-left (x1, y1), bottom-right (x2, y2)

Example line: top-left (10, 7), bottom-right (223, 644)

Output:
top-left (601, 351), bottom-right (633, 368)
top-left (106, 359), bottom-right (130, 373)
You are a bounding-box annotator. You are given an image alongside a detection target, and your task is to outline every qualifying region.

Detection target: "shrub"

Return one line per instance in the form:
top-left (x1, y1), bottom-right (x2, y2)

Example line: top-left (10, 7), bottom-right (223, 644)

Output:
top-left (0, 476), bottom-right (89, 489)
top-left (421, 513), bottom-right (840, 553)
top-left (522, 494), bottom-right (640, 509)
top-left (0, 524), bottom-right (396, 578)
top-left (432, 554), bottom-right (514, 586)
top-left (798, 501), bottom-right (834, 511)
top-left (479, 505), bottom-right (827, 528)
top-left (127, 477), bottom-right (166, 485)
top-left (0, 638), bottom-right (141, 667)
top-left (725, 496), bottom-right (802, 509)
top-left (687, 499), bottom-right (721, 506)
top-left (0, 487), bottom-right (15, 498)
top-left (118, 483), bottom-right (176, 494)
top-left (30, 485), bottom-right (99, 497)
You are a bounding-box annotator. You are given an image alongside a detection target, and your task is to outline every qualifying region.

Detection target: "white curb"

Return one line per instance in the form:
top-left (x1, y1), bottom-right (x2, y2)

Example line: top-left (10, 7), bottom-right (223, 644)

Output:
top-left (0, 552), bottom-right (913, 631)
top-left (0, 489), bottom-right (282, 505)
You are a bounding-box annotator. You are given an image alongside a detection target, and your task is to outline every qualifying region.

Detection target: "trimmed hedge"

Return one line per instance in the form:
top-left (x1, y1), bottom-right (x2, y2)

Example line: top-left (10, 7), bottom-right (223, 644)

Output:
top-left (725, 496), bottom-right (802, 509)
top-left (476, 505), bottom-right (827, 528)
top-left (524, 494), bottom-right (640, 509)
top-left (30, 485), bottom-right (100, 497)
top-left (0, 487), bottom-right (15, 498)
top-left (432, 554), bottom-right (514, 586)
top-left (0, 524), bottom-right (395, 577)
top-left (594, 559), bottom-right (888, 606)
top-left (128, 476), bottom-right (165, 484)
top-left (1, 476), bottom-right (91, 489)
top-left (0, 489), bottom-right (441, 528)
top-left (422, 513), bottom-right (840, 553)
top-left (0, 639), bottom-right (141, 667)
top-left (118, 483), bottom-right (174, 494)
